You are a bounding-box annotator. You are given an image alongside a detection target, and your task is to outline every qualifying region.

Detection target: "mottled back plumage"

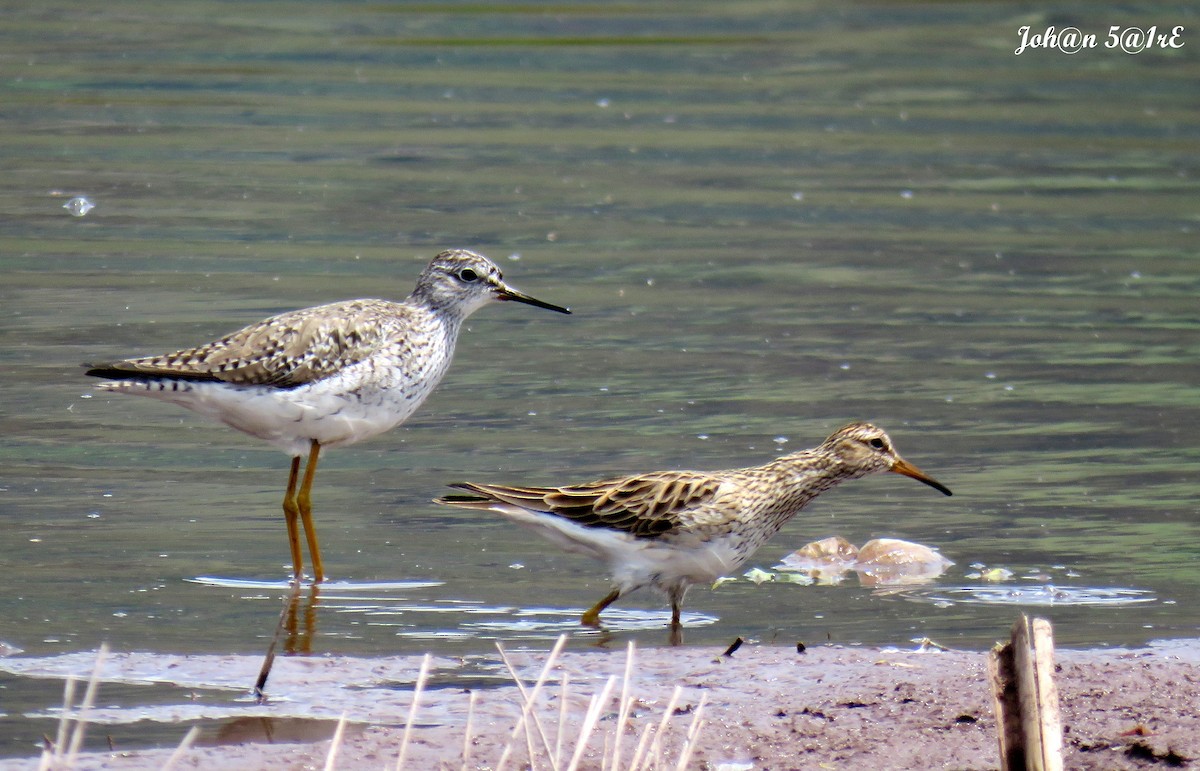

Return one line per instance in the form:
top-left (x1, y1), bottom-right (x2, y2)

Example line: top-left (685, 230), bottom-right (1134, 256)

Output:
top-left (437, 422), bottom-right (951, 639)
top-left (449, 471), bottom-right (723, 537)
top-left (85, 299), bottom-right (400, 388)
top-left (86, 248), bottom-right (570, 582)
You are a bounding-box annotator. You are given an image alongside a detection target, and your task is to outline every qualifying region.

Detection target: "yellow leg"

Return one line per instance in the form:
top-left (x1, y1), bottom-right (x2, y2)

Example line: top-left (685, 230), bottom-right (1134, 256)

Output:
top-left (297, 440), bottom-right (325, 583)
top-left (282, 456), bottom-right (304, 582)
top-left (581, 587), bottom-right (622, 628)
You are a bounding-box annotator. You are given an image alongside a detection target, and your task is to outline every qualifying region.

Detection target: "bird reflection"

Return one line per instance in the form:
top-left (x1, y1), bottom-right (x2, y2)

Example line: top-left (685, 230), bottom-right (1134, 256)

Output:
top-left (254, 582), bottom-right (321, 699)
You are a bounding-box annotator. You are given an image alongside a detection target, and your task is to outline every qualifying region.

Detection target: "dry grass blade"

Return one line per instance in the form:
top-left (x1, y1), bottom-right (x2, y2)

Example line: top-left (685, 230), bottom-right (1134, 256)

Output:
top-left (64, 643), bottom-right (109, 765)
top-left (54, 676), bottom-right (77, 757)
top-left (673, 692), bottom-right (708, 771)
top-left (496, 634), bottom-right (568, 771)
top-left (37, 676), bottom-right (77, 771)
top-left (608, 641), bottom-right (637, 771)
top-left (565, 674), bottom-right (617, 771)
top-left (161, 725), bottom-right (201, 771)
top-left (631, 685), bottom-right (684, 771)
top-left (395, 653), bottom-right (432, 771)
top-left (323, 712), bottom-right (349, 771)
top-left (627, 721), bottom-right (656, 771)
top-left (554, 672), bottom-right (570, 769)
top-left (461, 689), bottom-right (479, 771)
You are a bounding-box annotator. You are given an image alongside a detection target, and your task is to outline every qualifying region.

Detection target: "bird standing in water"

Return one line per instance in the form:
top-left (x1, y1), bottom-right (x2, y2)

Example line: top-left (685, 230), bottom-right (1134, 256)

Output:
top-left (436, 422), bottom-right (951, 640)
top-left (88, 249), bottom-right (570, 583)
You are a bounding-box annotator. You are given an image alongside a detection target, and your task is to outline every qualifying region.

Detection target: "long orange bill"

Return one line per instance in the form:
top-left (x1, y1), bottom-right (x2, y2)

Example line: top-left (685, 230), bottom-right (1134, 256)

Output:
top-left (891, 458), bottom-right (953, 496)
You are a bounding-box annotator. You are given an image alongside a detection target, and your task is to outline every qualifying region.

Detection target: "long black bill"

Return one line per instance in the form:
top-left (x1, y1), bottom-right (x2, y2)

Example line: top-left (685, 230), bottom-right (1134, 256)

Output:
top-left (497, 285), bottom-right (571, 314)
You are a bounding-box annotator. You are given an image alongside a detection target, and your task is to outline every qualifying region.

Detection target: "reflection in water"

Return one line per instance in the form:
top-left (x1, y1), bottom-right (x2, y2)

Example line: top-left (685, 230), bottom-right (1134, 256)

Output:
top-left (254, 583), bottom-right (320, 699)
top-left (2, 0), bottom-right (1200, 757)
top-left (283, 585), bottom-right (319, 656)
top-left (775, 536), bottom-right (955, 586)
top-left (908, 586), bottom-right (1157, 608)
top-left (203, 715), bottom-right (357, 747)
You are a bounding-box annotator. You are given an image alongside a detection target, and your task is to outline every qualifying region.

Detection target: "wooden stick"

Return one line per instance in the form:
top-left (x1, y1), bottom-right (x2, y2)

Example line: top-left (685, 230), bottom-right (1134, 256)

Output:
top-left (1030, 618), bottom-right (1063, 766)
top-left (988, 615), bottom-right (1063, 771)
top-left (987, 637), bottom-right (1022, 769)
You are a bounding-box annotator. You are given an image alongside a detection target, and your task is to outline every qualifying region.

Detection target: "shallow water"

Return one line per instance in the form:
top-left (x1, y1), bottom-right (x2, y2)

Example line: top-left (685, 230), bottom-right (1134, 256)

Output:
top-left (2, 0), bottom-right (1199, 757)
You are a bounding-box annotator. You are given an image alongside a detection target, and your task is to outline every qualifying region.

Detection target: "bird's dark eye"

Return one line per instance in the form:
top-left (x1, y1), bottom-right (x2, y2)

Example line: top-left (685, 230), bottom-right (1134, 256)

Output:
top-left (458, 268), bottom-right (479, 282)
top-left (868, 437), bottom-right (886, 450)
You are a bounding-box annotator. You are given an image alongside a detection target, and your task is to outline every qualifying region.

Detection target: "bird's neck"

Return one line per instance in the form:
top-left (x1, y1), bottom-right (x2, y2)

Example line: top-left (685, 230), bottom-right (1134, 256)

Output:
top-left (406, 291), bottom-right (471, 329)
top-left (767, 449), bottom-right (863, 509)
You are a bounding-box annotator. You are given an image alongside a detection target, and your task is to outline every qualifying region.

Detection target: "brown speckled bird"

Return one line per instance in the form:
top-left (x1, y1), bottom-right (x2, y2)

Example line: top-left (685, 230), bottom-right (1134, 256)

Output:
top-left (436, 422), bottom-right (951, 638)
top-left (87, 249), bottom-right (570, 582)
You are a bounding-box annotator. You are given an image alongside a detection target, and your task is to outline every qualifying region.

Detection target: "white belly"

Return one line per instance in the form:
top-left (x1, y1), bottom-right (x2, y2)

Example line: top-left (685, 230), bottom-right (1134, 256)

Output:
top-left (97, 369), bottom-right (433, 456)
top-left (486, 503), bottom-right (746, 592)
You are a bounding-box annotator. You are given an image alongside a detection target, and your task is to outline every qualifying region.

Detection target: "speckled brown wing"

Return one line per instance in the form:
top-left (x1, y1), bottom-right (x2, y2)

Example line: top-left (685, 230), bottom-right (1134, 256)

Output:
top-left (444, 471), bottom-right (724, 538)
top-left (85, 299), bottom-right (397, 388)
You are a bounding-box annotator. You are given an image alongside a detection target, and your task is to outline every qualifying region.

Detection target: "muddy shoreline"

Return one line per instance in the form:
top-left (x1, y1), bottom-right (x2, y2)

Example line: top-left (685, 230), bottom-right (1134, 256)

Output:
top-left (3, 640), bottom-right (1198, 770)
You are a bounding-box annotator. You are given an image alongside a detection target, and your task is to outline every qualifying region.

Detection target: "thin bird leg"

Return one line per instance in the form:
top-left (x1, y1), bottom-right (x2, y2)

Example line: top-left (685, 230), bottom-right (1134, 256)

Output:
top-left (581, 587), bottom-right (622, 628)
top-left (668, 589), bottom-right (685, 646)
top-left (282, 456), bottom-right (304, 582)
top-left (296, 439), bottom-right (325, 583)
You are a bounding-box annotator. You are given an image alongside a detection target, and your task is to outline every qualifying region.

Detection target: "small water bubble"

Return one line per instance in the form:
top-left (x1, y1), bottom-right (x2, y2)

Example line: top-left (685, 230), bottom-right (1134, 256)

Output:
top-left (773, 436), bottom-right (788, 444)
top-left (508, 563), bottom-right (524, 570)
top-left (527, 411), bottom-right (537, 416)
top-left (697, 434), bottom-right (709, 440)
top-left (596, 97), bottom-right (611, 108)
top-left (102, 491), bottom-right (113, 498)
top-left (80, 393), bottom-right (92, 399)
top-left (63, 196), bottom-right (95, 217)
top-left (507, 252), bottom-right (522, 261)
top-left (839, 362), bottom-right (850, 370)
top-left (1003, 384), bottom-right (1014, 391)
top-left (984, 372), bottom-right (997, 379)
top-left (112, 611), bottom-right (128, 618)
top-left (791, 191), bottom-right (804, 201)
top-left (1129, 271), bottom-right (1141, 279)
top-left (645, 278), bottom-right (655, 287)
top-left (900, 189), bottom-right (914, 199)
top-left (86, 511), bottom-right (101, 519)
